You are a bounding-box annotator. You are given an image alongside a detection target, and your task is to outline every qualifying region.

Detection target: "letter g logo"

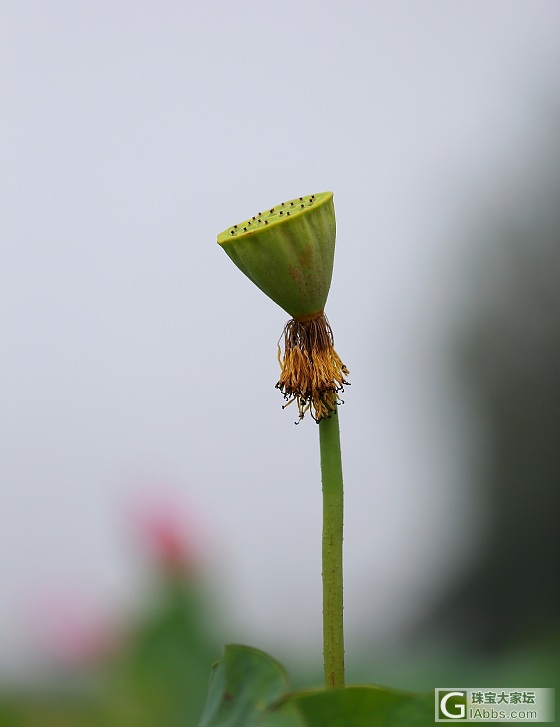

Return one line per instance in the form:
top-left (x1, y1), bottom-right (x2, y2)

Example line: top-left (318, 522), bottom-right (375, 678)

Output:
top-left (440, 691), bottom-right (466, 719)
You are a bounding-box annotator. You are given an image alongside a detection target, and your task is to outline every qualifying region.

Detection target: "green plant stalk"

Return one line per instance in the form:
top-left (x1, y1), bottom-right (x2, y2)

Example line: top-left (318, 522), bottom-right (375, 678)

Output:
top-left (319, 406), bottom-right (345, 689)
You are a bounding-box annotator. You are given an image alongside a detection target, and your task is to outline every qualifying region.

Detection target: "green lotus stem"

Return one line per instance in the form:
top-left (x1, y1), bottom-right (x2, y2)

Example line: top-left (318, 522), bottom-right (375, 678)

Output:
top-left (319, 406), bottom-right (345, 689)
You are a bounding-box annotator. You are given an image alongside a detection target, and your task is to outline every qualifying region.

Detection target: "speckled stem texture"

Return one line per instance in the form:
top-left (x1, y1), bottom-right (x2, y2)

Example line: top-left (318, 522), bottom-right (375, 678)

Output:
top-left (319, 406), bottom-right (345, 688)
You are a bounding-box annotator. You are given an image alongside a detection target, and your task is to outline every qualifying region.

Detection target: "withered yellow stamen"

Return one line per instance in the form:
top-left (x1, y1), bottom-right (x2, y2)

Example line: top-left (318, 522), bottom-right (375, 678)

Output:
top-left (276, 313), bottom-right (349, 422)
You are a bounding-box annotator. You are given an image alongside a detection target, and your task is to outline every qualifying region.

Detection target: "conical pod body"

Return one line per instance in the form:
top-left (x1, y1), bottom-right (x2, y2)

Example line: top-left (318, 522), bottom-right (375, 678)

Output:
top-left (217, 192), bottom-right (335, 319)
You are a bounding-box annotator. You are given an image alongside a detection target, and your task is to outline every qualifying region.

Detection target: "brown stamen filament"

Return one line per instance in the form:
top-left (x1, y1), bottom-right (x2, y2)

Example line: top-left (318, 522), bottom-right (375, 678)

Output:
top-left (276, 313), bottom-right (349, 423)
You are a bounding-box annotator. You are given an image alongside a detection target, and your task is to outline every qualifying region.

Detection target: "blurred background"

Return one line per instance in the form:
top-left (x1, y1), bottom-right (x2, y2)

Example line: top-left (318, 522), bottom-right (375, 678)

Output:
top-left (1, 1), bottom-right (559, 724)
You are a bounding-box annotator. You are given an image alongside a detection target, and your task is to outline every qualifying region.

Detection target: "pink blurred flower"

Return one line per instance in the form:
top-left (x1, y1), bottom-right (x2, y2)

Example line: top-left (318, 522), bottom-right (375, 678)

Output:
top-left (32, 590), bottom-right (116, 668)
top-left (128, 489), bottom-right (204, 573)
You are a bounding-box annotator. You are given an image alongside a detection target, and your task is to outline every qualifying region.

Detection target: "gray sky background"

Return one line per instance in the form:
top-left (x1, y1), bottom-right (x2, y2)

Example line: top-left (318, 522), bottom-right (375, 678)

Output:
top-left (1, 1), bottom-right (560, 673)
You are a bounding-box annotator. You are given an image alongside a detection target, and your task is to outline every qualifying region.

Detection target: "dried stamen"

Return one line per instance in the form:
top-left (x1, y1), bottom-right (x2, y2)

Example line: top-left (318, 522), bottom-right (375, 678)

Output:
top-left (276, 313), bottom-right (349, 422)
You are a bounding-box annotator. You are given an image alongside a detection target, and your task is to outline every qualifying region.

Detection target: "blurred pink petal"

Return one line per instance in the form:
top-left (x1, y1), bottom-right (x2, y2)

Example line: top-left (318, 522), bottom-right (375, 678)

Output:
top-left (127, 487), bottom-right (204, 572)
top-left (31, 590), bottom-right (116, 667)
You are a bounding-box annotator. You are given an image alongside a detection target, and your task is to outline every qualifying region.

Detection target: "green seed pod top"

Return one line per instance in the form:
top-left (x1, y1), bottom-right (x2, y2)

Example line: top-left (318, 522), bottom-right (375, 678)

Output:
top-left (217, 192), bottom-right (335, 320)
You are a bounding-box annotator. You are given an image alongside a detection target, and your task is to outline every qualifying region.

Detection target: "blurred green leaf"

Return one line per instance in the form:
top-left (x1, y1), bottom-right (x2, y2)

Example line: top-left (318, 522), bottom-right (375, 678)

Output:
top-left (286, 686), bottom-right (435, 726)
top-left (102, 572), bottom-right (217, 726)
top-left (196, 645), bottom-right (434, 727)
top-left (196, 644), bottom-right (298, 727)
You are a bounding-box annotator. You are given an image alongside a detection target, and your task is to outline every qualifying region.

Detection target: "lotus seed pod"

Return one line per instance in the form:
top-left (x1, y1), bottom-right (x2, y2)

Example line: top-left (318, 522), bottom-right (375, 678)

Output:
top-left (217, 192), bottom-right (335, 320)
top-left (217, 192), bottom-right (348, 421)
